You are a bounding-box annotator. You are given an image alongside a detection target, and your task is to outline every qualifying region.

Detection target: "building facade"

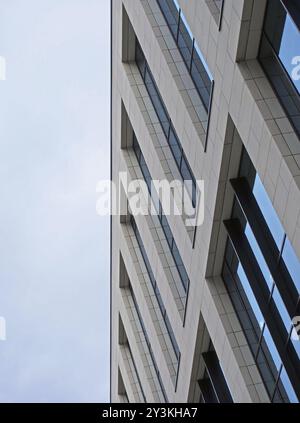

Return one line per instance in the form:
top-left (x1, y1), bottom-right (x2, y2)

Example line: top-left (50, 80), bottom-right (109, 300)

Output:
top-left (110, 0), bottom-right (300, 402)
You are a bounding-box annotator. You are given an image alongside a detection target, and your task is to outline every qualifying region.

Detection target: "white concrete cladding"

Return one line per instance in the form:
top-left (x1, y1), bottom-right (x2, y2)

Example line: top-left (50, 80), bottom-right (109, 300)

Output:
top-left (111, 0), bottom-right (300, 403)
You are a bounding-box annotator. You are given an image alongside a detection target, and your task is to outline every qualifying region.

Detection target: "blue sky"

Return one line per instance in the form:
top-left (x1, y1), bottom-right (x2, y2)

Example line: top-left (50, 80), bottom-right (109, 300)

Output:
top-left (0, 0), bottom-right (110, 402)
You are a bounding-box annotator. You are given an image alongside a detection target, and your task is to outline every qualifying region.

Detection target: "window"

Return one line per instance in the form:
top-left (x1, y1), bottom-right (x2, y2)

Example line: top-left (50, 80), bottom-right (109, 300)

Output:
top-left (129, 283), bottom-right (168, 402)
top-left (130, 215), bottom-right (181, 363)
top-left (119, 316), bottom-right (146, 402)
top-left (133, 135), bottom-right (190, 294)
top-left (156, 0), bottom-right (214, 149)
top-left (222, 148), bottom-right (300, 402)
top-left (238, 149), bottom-right (300, 300)
top-left (135, 41), bottom-right (197, 207)
top-left (118, 368), bottom-right (129, 403)
top-left (259, 0), bottom-right (300, 138)
top-left (127, 344), bottom-right (147, 402)
top-left (198, 346), bottom-right (233, 403)
top-left (157, 0), bottom-right (213, 111)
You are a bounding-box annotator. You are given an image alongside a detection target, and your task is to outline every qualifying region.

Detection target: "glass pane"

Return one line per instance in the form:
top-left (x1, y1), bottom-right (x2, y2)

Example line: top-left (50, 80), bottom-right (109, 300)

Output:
top-left (264, 0), bottom-right (300, 94)
top-left (252, 175), bottom-right (285, 248)
top-left (151, 187), bottom-right (160, 215)
top-left (223, 256), bottom-right (261, 353)
top-left (192, 181), bottom-right (196, 208)
top-left (161, 215), bottom-right (173, 246)
top-left (262, 325), bottom-right (282, 371)
top-left (168, 129), bottom-right (182, 167)
top-left (244, 223), bottom-right (274, 291)
top-left (278, 366), bottom-right (298, 403)
top-left (290, 328), bottom-right (300, 360)
top-left (272, 285), bottom-right (292, 332)
top-left (279, 15), bottom-right (300, 94)
top-left (144, 69), bottom-right (170, 137)
top-left (281, 237), bottom-right (300, 293)
top-left (176, 265), bottom-right (189, 290)
top-left (157, 0), bottom-right (179, 38)
top-left (256, 346), bottom-right (278, 398)
top-left (135, 37), bottom-right (197, 195)
top-left (177, 17), bottom-right (193, 68)
top-left (237, 264), bottom-right (264, 327)
top-left (260, 0), bottom-right (300, 138)
top-left (133, 135), bottom-right (141, 161)
top-left (180, 157), bottom-right (193, 182)
top-left (135, 41), bottom-right (146, 76)
top-left (159, 0), bottom-right (213, 117)
top-left (191, 53), bottom-right (211, 112)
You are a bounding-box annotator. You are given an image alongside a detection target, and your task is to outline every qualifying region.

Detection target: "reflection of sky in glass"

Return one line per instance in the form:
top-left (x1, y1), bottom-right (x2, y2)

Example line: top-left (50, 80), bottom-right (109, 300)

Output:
top-left (173, 0), bottom-right (180, 11)
top-left (280, 14), bottom-right (300, 93)
top-left (245, 223), bottom-right (273, 290)
top-left (280, 366), bottom-right (298, 403)
top-left (231, 148), bottom-right (300, 402)
top-left (237, 265), bottom-right (264, 325)
top-left (272, 286), bottom-right (291, 331)
top-left (252, 173), bottom-right (300, 294)
top-left (239, 168), bottom-right (300, 402)
top-left (172, 0), bottom-right (213, 80)
top-left (253, 175), bottom-right (285, 248)
top-left (292, 332), bottom-right (300, 360)
top-left (236, 262), bottom-right (297, 402)
top-left (244, 217), bottom-right (291, 333)
top-left (264, 325), bottom-right (281, 370)
top-left (262, 325), bottom-right (297, 402)
top-left (282, 238), bottom-right (300, 292)
top-left (244, 219), bottom-right (292, 332)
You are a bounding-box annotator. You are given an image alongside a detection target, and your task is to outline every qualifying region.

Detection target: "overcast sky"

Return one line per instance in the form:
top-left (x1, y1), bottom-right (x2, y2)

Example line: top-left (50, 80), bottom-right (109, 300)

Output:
top-left (0, 0), bottom-right (110, 402)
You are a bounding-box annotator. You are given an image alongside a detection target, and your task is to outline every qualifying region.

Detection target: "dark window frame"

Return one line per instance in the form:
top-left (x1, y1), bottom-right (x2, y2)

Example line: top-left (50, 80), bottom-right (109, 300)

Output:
top-left (199, 350), bottom-right (233, 403)
top-left (130, 215), bottom-right (181, 364)
top-left (129, 283), bottom-right (169, 403)
top-left (221, 148), bottom-right (300, 403)
top-left (135, 40), bottom-right (197, 207)
top-left (156, 0), bottom-right (215, 151)
top-left (132, 134), bottom-right (190, 295)
top-left (258, 0), bottom-right (300, 139)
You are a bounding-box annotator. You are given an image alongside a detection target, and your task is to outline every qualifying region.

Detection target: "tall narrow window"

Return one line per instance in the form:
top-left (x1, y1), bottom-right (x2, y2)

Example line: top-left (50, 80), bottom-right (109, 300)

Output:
top-left (132, 135), bottom-right (190, 294)
top-left (130, 216), bottom-right (181, 363)
top-left (135, 40), bottom-right (197, 207)
top-left (157, 0), bottom-right (214, 148)
top-left (259, 0), bottom-right (300, 139)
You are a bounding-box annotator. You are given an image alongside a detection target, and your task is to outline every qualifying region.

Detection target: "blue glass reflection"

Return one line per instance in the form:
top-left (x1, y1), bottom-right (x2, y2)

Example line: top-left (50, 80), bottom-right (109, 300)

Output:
top-left (282, 237), bottom-right (300, 293)
top-left (237, 264), bottom-right (264, 326)
top-left (135, 41), bottom-right (197, 207)
top-left (279, 14), bottom-right (300, 93)
top-left (244, 218), bottom-right (291, 333)
top-left (252, 175), bottom-right (285, 248)
top-left (279, 366), bottom-right (298, 403)
top-left (272, 286), bottom-right (292, 332)
top-left (260, 0), bottom-right (300, 138)
top-left (156, 0), bottom-right (213, 114)
top-left (245, 223), bottom-right (274, 290)
top-left (132, 135), bottom-right (189, 293)
top-left (263, 325), bottom-right (282, 371)
top-left (178, 10), bottom-right (213, 80)
top-left (291, 329), bottom-right (300, 360)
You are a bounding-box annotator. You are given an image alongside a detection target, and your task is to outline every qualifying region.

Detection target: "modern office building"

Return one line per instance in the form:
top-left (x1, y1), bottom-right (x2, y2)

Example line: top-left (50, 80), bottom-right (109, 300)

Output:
top-left (110, 0), bottom-right (300, 402)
